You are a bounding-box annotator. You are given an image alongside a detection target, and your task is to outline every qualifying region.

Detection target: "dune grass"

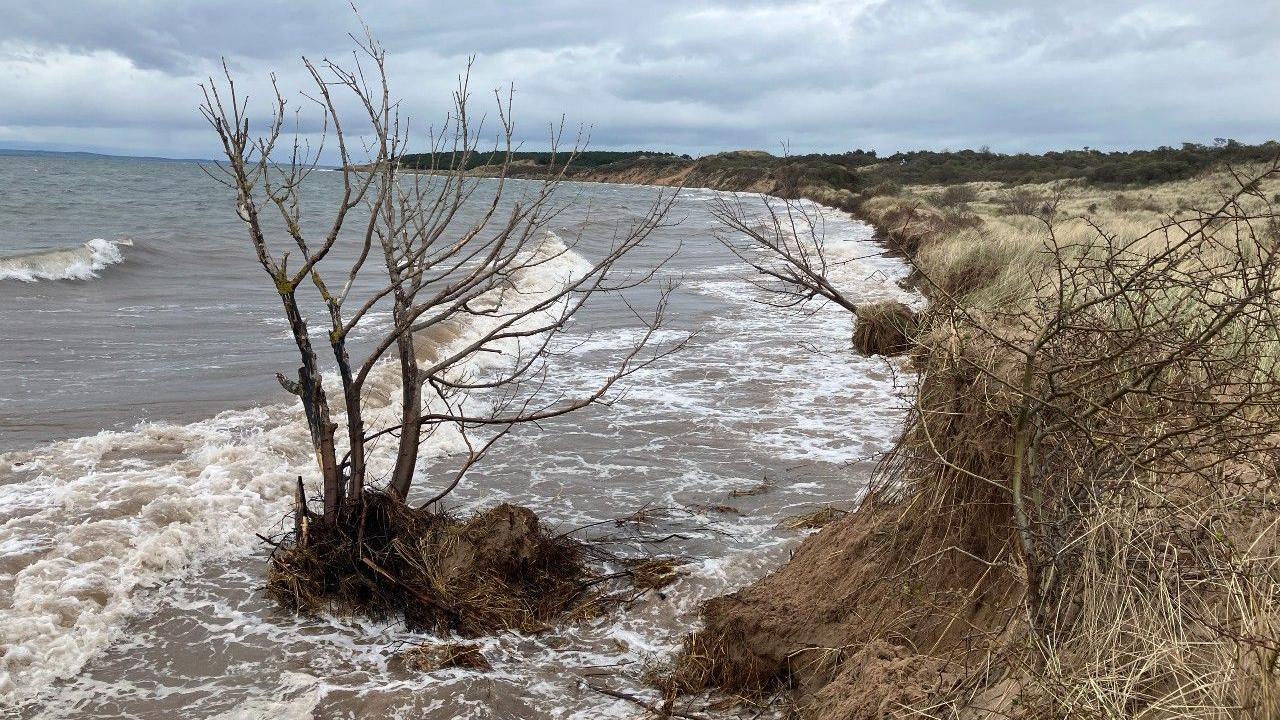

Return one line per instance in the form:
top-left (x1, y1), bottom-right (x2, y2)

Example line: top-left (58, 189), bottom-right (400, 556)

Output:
top-left (854, 163), bottom-right (1280, 717)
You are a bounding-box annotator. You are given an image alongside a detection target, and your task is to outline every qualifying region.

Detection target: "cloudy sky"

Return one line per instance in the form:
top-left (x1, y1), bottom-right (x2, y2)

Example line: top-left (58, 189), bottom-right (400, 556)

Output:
top-left (1, 1), bottom-right (1277, 159)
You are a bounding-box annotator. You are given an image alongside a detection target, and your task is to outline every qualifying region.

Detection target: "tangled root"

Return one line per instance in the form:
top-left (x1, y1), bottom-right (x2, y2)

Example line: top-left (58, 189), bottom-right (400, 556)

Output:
top-left (267, 491), bottom-right (591, 636)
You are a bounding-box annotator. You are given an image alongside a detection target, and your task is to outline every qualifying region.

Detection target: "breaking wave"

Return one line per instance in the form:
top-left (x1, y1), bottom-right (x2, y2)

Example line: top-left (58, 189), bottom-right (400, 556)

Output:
top-left (0, 233), bottom-right (590, 704)
top-left (0, 238), bottom-right (130, 282)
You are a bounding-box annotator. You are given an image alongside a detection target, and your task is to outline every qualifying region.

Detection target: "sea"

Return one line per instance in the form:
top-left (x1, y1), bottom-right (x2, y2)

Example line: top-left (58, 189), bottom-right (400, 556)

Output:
top-left (0, 150), bottom-right (917, 719)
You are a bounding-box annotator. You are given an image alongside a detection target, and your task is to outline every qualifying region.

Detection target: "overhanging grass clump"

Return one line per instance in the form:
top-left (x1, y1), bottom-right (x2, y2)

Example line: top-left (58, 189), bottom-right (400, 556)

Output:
top-left (653, 626), bottom-right (791, 703)
top-left (267, 491), bottom-right (591, 636)
top-left (852, 301), bottom-right (917, 356)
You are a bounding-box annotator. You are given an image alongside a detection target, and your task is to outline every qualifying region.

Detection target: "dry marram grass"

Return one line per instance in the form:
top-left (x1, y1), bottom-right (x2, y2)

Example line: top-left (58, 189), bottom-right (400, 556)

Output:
top-left (668, 161), bottom-right (1280, 718)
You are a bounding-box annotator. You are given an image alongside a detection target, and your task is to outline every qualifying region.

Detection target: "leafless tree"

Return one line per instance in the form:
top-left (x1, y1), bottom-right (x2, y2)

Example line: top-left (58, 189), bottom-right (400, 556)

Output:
top-left (710, 194), bottom-right (866, 315)
top-left (199, 25), bottom-right (678, 525)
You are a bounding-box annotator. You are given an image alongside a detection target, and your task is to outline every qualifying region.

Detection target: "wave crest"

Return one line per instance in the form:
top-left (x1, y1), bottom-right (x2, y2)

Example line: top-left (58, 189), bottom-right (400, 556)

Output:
top-left (0, 239), bottom-right (130, 283)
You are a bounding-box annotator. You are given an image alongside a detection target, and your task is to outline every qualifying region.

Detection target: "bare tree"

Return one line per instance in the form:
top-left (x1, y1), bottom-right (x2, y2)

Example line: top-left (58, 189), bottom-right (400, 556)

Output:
top-left (710, 192), bottom-right (923, 356)
top-left (710, 194), bottom-right (864, 314)
top-left (199, 25), bottom-right (677, 526)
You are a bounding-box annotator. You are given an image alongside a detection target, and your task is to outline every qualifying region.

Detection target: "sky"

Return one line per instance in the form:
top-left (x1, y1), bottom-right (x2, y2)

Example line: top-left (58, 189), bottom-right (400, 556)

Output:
top-left (1, 0), bottom-right (1277, 160)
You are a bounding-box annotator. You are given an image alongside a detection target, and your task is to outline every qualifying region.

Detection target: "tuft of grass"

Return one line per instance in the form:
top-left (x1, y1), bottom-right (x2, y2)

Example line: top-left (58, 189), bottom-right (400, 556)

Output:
top-left (852, 302), bottom-right (917, 356)
top-left (626, 557), bottom-right (687, 591)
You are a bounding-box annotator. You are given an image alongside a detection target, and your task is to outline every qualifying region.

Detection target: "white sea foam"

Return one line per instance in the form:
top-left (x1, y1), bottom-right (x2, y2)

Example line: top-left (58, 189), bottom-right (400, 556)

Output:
top-left (0, 409), bottom-right (311, 701)
top-left (0, 233), bottom-right (593, 706)
top-left (0, 238), bottom-right (130, 282)
top-left (206, 672), bottom-right (323, 720)
top-left (2, 194), bottom-right (923, 718)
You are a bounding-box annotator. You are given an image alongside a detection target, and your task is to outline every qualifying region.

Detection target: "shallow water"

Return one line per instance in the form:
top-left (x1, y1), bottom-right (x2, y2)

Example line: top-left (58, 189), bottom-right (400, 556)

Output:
top-left (0, 151), bottom-right (917, 718)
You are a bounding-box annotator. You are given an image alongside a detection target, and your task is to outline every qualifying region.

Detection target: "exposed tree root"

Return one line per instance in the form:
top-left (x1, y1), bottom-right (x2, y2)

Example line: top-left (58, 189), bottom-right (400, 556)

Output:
top-left (266, 490), bottom-right (698, 642)
top-left (267, 491), bottom-right (594, 636)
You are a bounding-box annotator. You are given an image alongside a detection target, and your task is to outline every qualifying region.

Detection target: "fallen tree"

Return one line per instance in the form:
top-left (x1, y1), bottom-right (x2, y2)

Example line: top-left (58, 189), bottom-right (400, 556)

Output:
top-left (201, 23), bottom-right (678, 628)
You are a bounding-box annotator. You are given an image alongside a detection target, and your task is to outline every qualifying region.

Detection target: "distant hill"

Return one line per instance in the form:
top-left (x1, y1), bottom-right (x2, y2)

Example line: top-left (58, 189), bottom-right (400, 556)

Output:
top-left (0, 147), bottom-right (205, 163)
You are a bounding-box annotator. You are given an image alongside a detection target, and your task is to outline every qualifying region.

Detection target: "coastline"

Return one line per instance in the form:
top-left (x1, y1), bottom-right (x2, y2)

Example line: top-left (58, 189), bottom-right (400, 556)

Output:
top-left (626, 162), bottom-right (1280, 718)
top-left (0, 166), bottom-right (919, 716)
top-left (473, 162), bottom-right (956, 714)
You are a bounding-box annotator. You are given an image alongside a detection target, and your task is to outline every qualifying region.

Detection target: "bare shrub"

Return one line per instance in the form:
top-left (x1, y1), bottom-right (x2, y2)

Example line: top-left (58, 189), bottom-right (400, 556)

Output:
top-left (1110, 193), bottom-right (1138, 211)
top-left (998, 187), bottom-right (1047, 216)
top-left (889, 159), bottom-right (1280, 717)
top-left (200, 23), bottom-right (679, 624)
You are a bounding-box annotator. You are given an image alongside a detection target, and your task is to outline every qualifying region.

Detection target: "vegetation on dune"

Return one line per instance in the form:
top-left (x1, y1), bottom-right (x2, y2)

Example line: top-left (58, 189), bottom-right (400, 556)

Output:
top-left (424, 141), bottom-right (1280, 215)
top-left (665, 158), bottom-right (1280, 717)
top-left (863, 139), bottom-right (1280, 186)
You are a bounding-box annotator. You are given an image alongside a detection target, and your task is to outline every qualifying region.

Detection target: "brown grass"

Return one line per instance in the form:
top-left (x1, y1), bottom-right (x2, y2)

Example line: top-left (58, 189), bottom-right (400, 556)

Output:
top-left (776, 505), bottom-right (848, 531)
top-left (626, 557), bottom-right (687, 591)
top-left (668, 163), bottom-right (1280, 717)
top-left (396, 641), bottom-right (493, 672)
top-left (852, 301), bottom-right (918, 356)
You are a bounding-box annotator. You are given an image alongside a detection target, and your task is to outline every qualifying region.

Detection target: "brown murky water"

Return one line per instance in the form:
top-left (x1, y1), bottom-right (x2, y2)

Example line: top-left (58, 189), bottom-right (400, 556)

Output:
top-left (0, 153), bottom-right (917, 718)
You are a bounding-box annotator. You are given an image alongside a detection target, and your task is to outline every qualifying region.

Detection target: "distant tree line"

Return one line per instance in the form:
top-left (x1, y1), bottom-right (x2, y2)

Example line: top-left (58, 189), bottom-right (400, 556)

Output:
top-left (735, 140), bottom-right (1280, 188)
top-left (860, 139), bottom-right (1280, 186)
top-left (397, 149), bottom-right (689, 171)
top-left (399, 140), bottom-right (1280, 195)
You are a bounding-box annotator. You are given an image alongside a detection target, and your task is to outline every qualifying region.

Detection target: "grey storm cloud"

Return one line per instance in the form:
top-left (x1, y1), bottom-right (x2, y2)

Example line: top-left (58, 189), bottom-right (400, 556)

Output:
top-left (1, 0), bottom-right (1277, 159)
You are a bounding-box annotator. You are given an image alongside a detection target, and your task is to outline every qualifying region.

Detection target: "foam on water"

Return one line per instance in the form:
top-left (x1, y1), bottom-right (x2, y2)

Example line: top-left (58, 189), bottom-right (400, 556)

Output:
top-left (0, 407), bottom-right (309, 699)
top-left (3, 193), bottom-right (922, 718)
top-left (0, 239), bottom-right (130, 282)
top-left (0, 234), bottom-right (593, 705)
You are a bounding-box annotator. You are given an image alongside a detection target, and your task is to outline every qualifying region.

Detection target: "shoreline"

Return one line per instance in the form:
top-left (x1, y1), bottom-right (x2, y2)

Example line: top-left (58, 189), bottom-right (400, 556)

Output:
top-left (479, 164), bottom-right (951, 715)
top-left (0, 171), bottom-right (916, 715)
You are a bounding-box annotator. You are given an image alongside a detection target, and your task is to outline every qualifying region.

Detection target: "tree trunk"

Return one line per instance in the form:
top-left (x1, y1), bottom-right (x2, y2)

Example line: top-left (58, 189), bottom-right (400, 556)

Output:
top-left (334, 339), bottom-right (366, 502)
top-left (388, 326), bottom-right (421, 499)
top-left (280, 289), bottom-right (343, 521)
